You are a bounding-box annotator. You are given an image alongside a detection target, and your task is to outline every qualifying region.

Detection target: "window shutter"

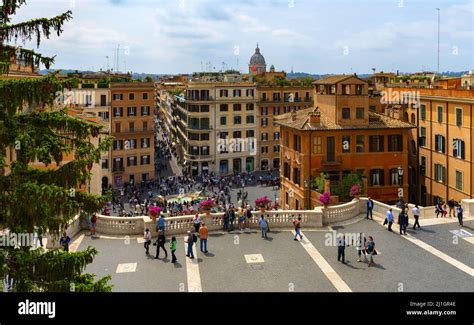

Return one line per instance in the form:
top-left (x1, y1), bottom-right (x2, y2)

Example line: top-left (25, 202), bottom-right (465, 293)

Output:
top-left (379, 169), bottom-right (384, 186)
top-left (435, 135), bottom-right (439, 151)
top-left (442, 167), bottom-right (447, 183)
top-left (461, 141), bottom-right (465, 159)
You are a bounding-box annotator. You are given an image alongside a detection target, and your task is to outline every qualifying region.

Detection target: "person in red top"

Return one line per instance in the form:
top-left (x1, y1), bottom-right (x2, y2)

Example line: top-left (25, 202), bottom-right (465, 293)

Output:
top-left (293, 215), bottom-right (303, 241)
top-left (199, 222), bottom-right (209, 253)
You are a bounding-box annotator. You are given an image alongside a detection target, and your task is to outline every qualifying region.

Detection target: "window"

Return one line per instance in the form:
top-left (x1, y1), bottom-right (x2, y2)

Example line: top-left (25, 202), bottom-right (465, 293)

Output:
top-left (127, 107), bottom-right (136, 116)
top-left (220, 104), bottom-right (228, 112)
top-left (453, 138), bottom-right (465, 159)
top-left (189, 133), bottom-right (199, 141)
top-left (127, 156), bottom-right (137, 166)
top-left (388, 135), bottom-right (403, 152)
top-left (411, 140), bottom-right (416, 155)
top-left (246, 103), bottom-right (254, 111)
top-left (189, 105), bottom-right (199, 113)
top-left (200, 105), bottom-right (210, 113)
top-left (437, 106), bottom-right (443, 123)
top-left (434, 163), bottom-right (446, 183)
top-left (283, 162), bottom-right (290, 178)
top-left (420, 127), bottom-right (427, 147)
top-left (293, 167), bottom-right (301, 186)
top-left (141, 155), bottom-right (150, 165)
top-left (369, 135), bottom-right (384, 152)
top-left (246, 115), bottom-right (254, 124)
top-left (246, 130), bottom-right (255, 138)
top-left (113, 140), bottom-right (123, 150)
top-left (356, 135), bottom-right (365, 153)
top-left (143, 93), bottom-right (149, 100)
top-left (234, 116), bottom-right (242, 124)
top-left (420, 104), bottom-right (426, 120)
top-left (233, 104), bottom-right (242, 111)
top-left (262, 133), bottom-right (268, 141)
top-left (313, 136), bottom-right (322, 154)
top-left (390, 168), bottom-right (401, 185)
top-left (101, 159), bottom-right (108, 169)
top-left (233, 89), bottom-right (242, 97)
top-left (115, 122), bottom-right (121, 133)
top-left (127, 139), bottom-right (137, 149)
top-left (294, 135), bottom-right (301, 152)
top-left (113, 93), bottom-right (123, 101)
top-left (200, 133), bottom-right (209, 141)
top-left (201, 146), bottom-right (209, 156)
top-left (274, 132), bottom-right (280, 140)
top-left (220, 116), bottom-right (227, 125)
top-left (141, 106), bottom-right (150, 116)
top-left (371, 169), bottom-right (384, 186)
top-left (420, 156), bottom-right (426, 176)
top-left (342, 107), bottom-right (350, 119)
top-left (246, 89), bottom-right (254, 97)
top-left (356, 107), bottom-right (364, 119)
top-left (200, 118), bottom-right (210, 129)
top-left (219, 89), bottom-right (228, 97)
top-left (141, 138), bottom-right (150, 148)
top-left (273, 145), bottom-right (280, 152)
top-left (369, 105), bottom-right (376, 112)
top-left (129, 93), bottom-right (135, 100)
top-left (261, 118), bottom-right (268, 127)
top-left (456, 170), bottom-right (463, 191)
top-left (261, 146), bottom-right (269, 154)
top-left (261, 107), bottom-right (268, 116)
top-left (435, 134), bottom-right (445, 153)
top-left (455, 107), bottom-right (463, 126)
top-left (113, 107), bottom-right (123, 117)
top-left (411, 113), bottom-right (416, 124)
top-left (342, 136), bottom-right (350, 153)
top-left (233, 131), bottom-right (241, 139)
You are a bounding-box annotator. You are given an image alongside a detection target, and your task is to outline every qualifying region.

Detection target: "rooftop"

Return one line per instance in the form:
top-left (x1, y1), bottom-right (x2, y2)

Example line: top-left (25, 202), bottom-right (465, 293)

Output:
top-left (274, 107), bottom-right (415, 131)
top-left (313, 74), bottom-right (363, 85)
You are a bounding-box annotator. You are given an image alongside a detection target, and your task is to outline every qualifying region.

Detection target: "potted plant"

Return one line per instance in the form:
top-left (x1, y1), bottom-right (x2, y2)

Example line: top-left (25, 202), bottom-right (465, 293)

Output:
top-left (255, 196), bottom-right (272, 213)
top-left (319, 192), bottom-right (331, 208)
top-left (350, 184), bottom-right (361, 200)
top-left (149, 206), bottom-right (162, 223)
top-left (199, 199), bottom-right (215, 216)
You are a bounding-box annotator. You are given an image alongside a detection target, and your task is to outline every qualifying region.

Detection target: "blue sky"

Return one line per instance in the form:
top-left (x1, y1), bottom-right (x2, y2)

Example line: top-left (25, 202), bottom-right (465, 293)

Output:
top-left (11, 0), bottom-right (474, 74)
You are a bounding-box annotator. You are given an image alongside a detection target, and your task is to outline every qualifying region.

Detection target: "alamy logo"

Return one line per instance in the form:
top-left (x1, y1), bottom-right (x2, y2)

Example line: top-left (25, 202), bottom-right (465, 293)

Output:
top-left (18, 299), bottom-right (56, 318)
top-left (216, 137), bottom-right (257, 156)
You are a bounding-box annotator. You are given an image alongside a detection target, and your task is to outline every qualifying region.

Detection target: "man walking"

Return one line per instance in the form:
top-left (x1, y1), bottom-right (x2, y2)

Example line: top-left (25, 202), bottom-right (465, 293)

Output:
top-left (412, 205), bottom-right (421, 230)
top-left (144, 228), bottom-right (152, 255)
top-left (158, 214), bottom-right (166, 236)
top-left (447, 198), bottom-right (456, 218)
top-left (185, 231), bottom-right (195, 259)
top-left (457, 203), bottom-right (464, 227)
top-left (59, 231), bottom-right (71, 252)
top-left (259, 215), bottom-right (268, 239)
top-left (386, 208), bottom-right (394, 232)
top-left (293, 215), bottom-right (303, 241)
top-left (337, 235), bottom-right (346, 264)
top-left (155, 231), bottom-right (168, 259)
top-left (398, 209), bottom-right (408, 235)
top-left (366, 197), bottom-right (374, 220)
top-left (199, 222), bottom-right (209, 253)
top-left (170, 236), bottom-right (177, 263)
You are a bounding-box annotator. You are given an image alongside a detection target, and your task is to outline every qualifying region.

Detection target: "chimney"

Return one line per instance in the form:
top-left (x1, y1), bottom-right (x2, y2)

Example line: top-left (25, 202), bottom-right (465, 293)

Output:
top-left (291, 107), bottom-right (297, 121)
top-left (309, 107), bottom-right (321, 124)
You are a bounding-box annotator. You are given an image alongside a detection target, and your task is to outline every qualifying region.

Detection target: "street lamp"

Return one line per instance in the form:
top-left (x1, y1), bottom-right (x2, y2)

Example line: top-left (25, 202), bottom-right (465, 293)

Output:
top-left (304, 179), bottom-right (310, 210)
top-left (397, 166), bottom-right (404, 209)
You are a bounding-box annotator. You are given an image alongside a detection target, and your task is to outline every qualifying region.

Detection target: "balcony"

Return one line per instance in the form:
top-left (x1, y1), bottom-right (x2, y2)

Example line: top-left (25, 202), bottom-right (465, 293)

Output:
top-left (185, 96), bottom-right (214, 102)
top-left (322, 155), bottom-right (343, 167)
top-left (112, 166), bottom-right (125, 173)
top-left (187, 125), bottom-right (212, 131)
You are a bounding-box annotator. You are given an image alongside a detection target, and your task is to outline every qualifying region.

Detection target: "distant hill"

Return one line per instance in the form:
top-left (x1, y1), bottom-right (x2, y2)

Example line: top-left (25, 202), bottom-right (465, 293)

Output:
top-left (287, 71), bottom-right (470, 80)
top-left (39, 69), bottom-right (167, 81)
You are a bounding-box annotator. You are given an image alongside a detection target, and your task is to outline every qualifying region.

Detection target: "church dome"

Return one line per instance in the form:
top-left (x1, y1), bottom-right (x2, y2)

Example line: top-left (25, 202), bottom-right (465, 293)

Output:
top-left (249, 46), bottom-right (266, 66)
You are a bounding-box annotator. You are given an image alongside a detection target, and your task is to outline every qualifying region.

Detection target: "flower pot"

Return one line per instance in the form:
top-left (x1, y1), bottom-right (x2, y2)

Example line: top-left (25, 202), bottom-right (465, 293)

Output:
top-left (323, 204), bottom-right (328, 209)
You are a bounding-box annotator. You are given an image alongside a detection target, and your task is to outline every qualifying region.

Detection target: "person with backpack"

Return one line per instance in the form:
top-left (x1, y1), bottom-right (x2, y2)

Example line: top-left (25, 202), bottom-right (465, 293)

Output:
top-left (199, 222), bottom-right (209, 253)
top-left (144, 228), bottom-right (152, 255)
top-left (170, 236), bottom-right (177, 263)
top-left (185, 231), bottom-right (195, 259)
top-left (155, 231), bottom-right (168, 259)
top-left (293, 215), bottom-right (303, 241)
top-left (259, 215), bottom-right (268, 239)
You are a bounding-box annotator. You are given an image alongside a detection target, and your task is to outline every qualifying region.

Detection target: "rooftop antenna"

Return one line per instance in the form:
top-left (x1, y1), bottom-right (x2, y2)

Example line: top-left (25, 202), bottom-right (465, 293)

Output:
top-left (106, 56), bottom-right (110, 72)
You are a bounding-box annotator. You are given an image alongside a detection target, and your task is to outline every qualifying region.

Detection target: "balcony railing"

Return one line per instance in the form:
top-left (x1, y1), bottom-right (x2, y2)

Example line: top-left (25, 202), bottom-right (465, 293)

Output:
top-left (185, 96), bottom-right (214, 101)
top-left (322, 155), bottom-right (343, 166)
top-left (112, 166), bottom-right (124, 173)
top-left (187, 125), bottom-right (212, 131)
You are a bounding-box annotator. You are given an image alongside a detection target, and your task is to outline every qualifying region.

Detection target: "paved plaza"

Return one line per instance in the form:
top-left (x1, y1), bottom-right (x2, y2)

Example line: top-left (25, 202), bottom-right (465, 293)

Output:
top-left (74, 215), bottom-right (474, 292)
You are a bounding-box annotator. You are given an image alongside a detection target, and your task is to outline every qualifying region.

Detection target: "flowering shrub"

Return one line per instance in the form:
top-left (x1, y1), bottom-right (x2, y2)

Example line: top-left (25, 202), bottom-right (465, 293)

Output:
top-left (350, 184), bottom-right (360, 197)
top-left (319, 192), bottom-right (331, 206)
top-left (255, 196), bottom-right (272, 208)
top-left (149, 206), bottom-right (162, 217)
top-left (199, 199), bottom-right (216, 209)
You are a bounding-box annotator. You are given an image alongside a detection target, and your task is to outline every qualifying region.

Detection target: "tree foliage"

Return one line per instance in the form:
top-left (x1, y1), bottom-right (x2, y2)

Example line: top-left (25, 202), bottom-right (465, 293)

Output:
top-left (0, 0), bottom-right (112, 292)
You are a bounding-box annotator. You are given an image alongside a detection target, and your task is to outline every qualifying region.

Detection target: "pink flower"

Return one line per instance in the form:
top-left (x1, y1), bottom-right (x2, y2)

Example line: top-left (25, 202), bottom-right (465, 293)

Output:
top-left (319, 192), bottom-right (331, 205)
top-left (199, 199), bottom-right (216, 209)
top-left (255, 196), bottom-right (272, 208)
top-left (149, 206), bottom-right (162, 216)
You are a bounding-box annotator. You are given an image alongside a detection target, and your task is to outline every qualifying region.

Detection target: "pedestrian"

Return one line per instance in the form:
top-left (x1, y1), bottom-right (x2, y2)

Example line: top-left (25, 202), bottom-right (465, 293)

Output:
top-left (238, 208), bottom-right (245, 230)
top-left (170, 236), bottom-right (177, 263)
top-left (412, 204), bottom-right (421, 230)
top-left (435, 201), bottom-right (444, 218)
top-left (366, 197), bottom-right (374, 220)
top-left (457, 203), bottom-right (464, 227)
top-left (398, 209), bottom-right (408, 235)
top-left (185, 231), bottom-right (195, 259)
top-left (59, 231), bottom-right (71, 252)
top-left (144, 228), bottom-right (152, 255)
top-left (158, 214), bottom-right (166, 235)
top-left (199, 222), bottom-right (209, 253)
top-left (193, 213), bottom-right (201, 233)
top-left (386, 208), bottom-right (394, 232)
top-left (155, 231), bottom-right (168, 259)
top-left (293, 215), bottom-right (303, 241)
top-left (229, 208), bottom-right (235, 231)
top-left (245, 205), bottom-right (253, 229)
top-left (447, 198), bottom-right (455, 218)
top-left (223, 210), bottom-right (229, 231)
top-left (366, 236), bottom-right (376, 267)
top-left (90, 214), bottom-right (97, 238)
top-left (337, 235), bottom-right (346, 264)
top-left (356, 233), bottom-right (367, 262)
top-left (34, 226), bottom-right (44, 248)
top-left (259, 215), bottom-right (268, 239)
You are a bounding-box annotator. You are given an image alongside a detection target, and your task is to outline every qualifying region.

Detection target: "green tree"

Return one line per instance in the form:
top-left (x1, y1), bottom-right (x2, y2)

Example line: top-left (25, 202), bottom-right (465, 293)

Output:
top-left (144, 76), bottom-right (153, 83)
top-left (336, 173), bottom-right (363, 201)
top-left (0, 0), bottom-right (112, 292)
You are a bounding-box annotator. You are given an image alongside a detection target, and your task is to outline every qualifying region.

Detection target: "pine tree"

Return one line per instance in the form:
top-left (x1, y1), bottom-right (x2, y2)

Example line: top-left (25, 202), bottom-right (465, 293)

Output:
top-left (0, 0), bottom-right (112, 292)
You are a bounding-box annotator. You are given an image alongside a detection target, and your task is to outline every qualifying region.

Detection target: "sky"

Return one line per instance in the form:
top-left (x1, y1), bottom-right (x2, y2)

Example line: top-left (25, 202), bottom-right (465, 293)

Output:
top-left (9, 0), bottom-right (474, 74)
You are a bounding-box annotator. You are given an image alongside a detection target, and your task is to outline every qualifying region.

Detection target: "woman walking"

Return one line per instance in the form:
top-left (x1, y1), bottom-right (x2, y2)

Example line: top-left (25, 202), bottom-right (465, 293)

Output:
top-left (155, 231), bottom-right (168, 259)
top-left (193, 213), bottom-right (201, 233)
top-left (366, 236), bottom-right (376, 267)
top-left (144, 228), bottom-right (152, 255)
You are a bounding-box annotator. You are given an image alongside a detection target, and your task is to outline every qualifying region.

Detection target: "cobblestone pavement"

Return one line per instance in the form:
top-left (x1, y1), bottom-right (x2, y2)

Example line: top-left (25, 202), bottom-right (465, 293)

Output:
top-left (76, 217), bottom-right (474, 292)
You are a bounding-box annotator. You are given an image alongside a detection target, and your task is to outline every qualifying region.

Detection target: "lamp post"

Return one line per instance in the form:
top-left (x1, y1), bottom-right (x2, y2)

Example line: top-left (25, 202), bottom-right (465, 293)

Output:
top-left (397, 166), bottom-right (404, 209)
top-left (304, 179), bottom-right (310, 210)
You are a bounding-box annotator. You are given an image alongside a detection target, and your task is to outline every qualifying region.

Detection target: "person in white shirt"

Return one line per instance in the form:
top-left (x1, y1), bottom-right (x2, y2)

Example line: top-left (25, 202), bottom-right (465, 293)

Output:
top-left (412, 205), bottom-right (421, 230)
top-left (144, 228), bottom-right (152, 255)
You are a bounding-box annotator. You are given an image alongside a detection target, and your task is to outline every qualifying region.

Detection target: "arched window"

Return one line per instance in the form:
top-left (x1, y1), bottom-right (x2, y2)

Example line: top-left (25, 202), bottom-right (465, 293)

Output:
top-left (404, 112), bottom-right (409, 122)
top-left (411, 113), bottom-right (416, 124)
